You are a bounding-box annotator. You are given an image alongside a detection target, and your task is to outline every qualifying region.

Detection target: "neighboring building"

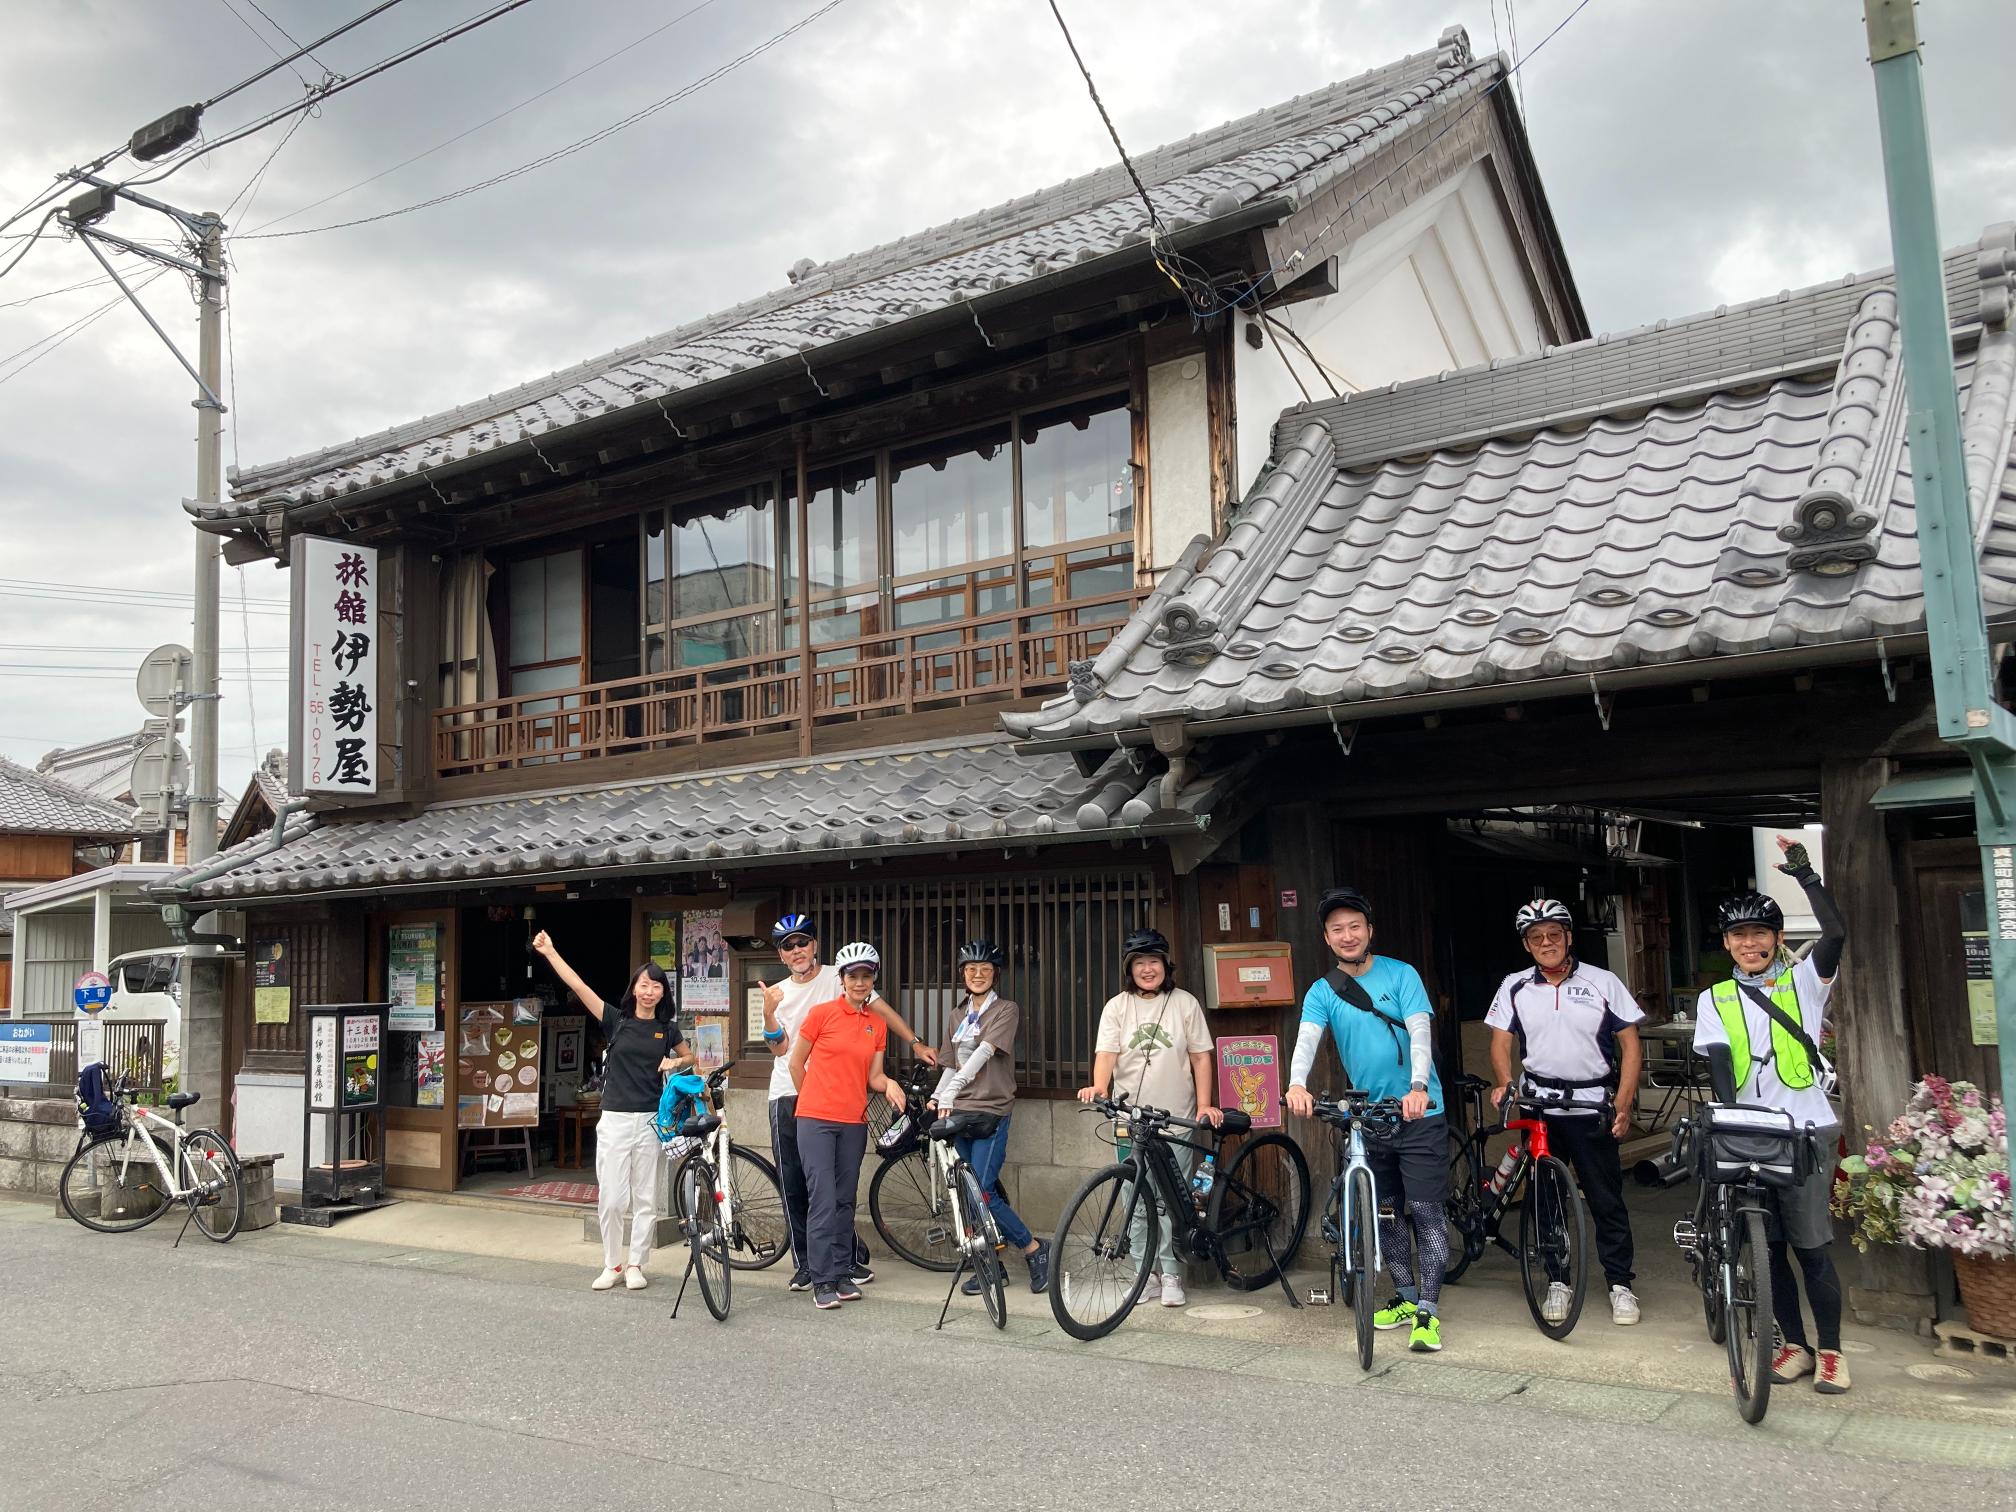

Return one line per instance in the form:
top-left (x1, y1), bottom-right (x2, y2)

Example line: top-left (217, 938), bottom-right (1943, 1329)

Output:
top-left (0, 758), bottom-right (140, 1016)
top-left (37, 726), bottom-right (212, 864)
top-left (169, 27), bottom-right (1586, 1197)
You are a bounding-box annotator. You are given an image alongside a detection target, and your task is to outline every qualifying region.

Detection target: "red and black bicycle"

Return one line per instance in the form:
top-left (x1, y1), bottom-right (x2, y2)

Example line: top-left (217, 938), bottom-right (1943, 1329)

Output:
top-left (1443, 1074), bottom-right (1594, 1340)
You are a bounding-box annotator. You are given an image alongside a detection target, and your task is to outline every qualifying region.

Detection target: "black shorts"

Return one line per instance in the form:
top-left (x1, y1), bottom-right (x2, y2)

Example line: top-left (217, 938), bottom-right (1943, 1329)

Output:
top-left (1361, 1113), bottom-right (1450, 1212)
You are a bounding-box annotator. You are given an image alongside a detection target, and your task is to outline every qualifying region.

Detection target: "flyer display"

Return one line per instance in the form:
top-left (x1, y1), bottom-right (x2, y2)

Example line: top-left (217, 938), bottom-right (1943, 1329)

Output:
top-left (680, 908), bottom-right (728, 1015)
top-left (253, 937), bottom-right (291, 1024)
top-left (309, 1016), bottom-right (339, 1110)
top-left (1215, 1034), bottom-right (1282, 1128)
top-left (416, 1030), bottom-right (446, 1107)
top-left (457, 1000), bottom-right (541, 1127)
top-left (387, 924), bottom-right (439, 1033)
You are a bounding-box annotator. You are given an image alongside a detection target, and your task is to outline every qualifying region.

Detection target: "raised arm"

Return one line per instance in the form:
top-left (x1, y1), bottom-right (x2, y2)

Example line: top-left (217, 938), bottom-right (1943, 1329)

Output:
top-left (1777, 837), bottom-right (1844, 982)
top-left (531, 931), bottom-right (604, 1020)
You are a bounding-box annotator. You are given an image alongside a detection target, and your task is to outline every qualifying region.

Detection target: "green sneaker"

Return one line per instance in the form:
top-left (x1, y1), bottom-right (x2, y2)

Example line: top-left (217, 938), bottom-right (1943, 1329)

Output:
top-left (1409, 1312), bottom-right (1443, 1352)
top-left (1372, 1296), bottom-right (1417, 1331)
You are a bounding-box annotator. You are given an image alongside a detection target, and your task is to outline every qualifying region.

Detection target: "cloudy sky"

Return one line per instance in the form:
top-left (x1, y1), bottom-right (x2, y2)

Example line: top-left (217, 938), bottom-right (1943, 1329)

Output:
top-left (0, 0), bottom-right (2011, 795)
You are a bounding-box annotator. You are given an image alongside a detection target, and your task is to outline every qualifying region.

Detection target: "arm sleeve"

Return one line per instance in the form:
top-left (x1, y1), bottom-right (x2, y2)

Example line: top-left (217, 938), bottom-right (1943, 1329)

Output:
top-left (1289, 1020), bottom-right (1325, 1089)
top-left (1406, 1013), bottom-right (1433, 1088)
top-left (1791, 868), bottom-right (1846, 979)
top-left (932, 1042), bottom-right (994, 1109)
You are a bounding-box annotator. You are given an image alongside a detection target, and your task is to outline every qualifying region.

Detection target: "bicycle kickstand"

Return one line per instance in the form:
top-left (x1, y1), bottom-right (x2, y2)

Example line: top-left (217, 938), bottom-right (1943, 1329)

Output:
top-left (669, 1243), bottom-right (699, 1322)
top-left (935, 1258), bottom-right (969, 1331)
top-left (1259, 1232), bottom-right (1302, 1309)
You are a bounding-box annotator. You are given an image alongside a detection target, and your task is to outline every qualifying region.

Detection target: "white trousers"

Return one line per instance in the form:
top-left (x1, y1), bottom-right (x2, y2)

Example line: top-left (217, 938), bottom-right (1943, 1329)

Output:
top-left (595, 1109), bottom-right (661, 1269)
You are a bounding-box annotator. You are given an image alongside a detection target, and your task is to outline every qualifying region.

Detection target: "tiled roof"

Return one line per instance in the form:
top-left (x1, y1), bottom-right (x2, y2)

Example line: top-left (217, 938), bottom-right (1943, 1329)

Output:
top-left (200, 29), bottom-right (1498, 520)
top-left (0, 758), bottom-right (138, 837)
top-left (37, 730), bottom-right (148, 805)
top-left (179, 737), bottom-right (1236, 903)
top-left (1005, 227), bottom-right (2016, 741)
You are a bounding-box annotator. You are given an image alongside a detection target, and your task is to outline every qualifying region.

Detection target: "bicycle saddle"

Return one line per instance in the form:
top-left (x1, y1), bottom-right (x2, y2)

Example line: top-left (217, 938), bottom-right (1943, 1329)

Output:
top-left (167, 1091), bottom-right (200, 1110)
top-left (929, 1111), bottom-right (1001, 1142)
top-left (676, 1114), bottom-right (722, 1139)
top-left (1215, 1109), bottom-right (1253, 1135)
top-left (1456, 1074), bottom-right (1491, 1092)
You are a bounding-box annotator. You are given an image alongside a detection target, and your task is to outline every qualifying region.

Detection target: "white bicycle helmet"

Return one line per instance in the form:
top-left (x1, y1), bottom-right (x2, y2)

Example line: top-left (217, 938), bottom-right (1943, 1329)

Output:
top-left (1514, 898), bottom-right (1574, 939)
top-left (833, 941), bottom-right (881, 974)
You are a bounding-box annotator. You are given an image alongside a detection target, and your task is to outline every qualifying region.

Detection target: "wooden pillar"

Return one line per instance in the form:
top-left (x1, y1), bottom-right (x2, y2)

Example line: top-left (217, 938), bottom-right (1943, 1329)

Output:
top-left (1821, 755), bottom-right (1936, 1330)
top-left (794, 438), bottom-right (813, 757)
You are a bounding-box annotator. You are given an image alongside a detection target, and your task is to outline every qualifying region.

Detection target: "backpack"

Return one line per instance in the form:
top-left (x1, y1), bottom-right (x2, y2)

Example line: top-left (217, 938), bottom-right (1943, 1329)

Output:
top-left (76, 1062), bottom-right (123, 1139)
top-left (653, 1071), bottom-right (709, 1146)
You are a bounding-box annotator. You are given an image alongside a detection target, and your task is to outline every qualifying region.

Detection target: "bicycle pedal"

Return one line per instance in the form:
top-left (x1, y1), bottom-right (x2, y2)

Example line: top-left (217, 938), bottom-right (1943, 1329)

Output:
top-left (1672, 1219), bottom-right (1699, 1254)
top-left (1306, 1288), bottom-right (1334, 1306)
top-left (924, 1226), bottom-right (950, 1247)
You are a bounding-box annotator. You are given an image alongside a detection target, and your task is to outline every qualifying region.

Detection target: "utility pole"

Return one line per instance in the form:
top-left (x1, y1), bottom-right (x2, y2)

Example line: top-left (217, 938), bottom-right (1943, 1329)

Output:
top-left (61, 178), bottom-right (228, 866)
top-left (1863, 0), bottom-right (2016, 1103)
top-left (188, 214), bottom-right (224, 864)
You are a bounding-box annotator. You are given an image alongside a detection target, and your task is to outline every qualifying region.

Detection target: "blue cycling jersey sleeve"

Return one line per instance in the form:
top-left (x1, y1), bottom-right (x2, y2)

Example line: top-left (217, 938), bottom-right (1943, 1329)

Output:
top-left (1299, 978), bottom-right (1334, 1026)
top-left (1393, 962), bottom-right (1433, 1021)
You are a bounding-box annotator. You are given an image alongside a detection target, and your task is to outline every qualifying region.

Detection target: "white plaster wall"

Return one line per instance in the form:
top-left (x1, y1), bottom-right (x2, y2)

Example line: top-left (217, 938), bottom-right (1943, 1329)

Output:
top-left (235, 1071), bottom-right (328, 1188)
top-left (1230, 162), bottom-right (1552, 496)
top-left (1146, 354), bottom-right (1212, 575)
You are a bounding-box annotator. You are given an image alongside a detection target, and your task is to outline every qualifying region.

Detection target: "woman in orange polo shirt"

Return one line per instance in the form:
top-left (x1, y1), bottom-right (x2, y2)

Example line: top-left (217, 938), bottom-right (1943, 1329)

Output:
top-left (787, 941), bottom-right (907, 1311)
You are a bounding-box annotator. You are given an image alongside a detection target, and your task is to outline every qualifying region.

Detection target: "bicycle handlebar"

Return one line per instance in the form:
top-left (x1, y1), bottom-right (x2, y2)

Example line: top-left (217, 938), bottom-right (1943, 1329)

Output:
top-left (1083, 1092), bottom-right (1220, 1134)
top-left (1292, 1091), bottom-right (1407, 1129)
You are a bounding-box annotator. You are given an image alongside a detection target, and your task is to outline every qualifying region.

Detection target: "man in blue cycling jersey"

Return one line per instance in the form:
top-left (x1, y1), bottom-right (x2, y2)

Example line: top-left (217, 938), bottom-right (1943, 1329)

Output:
top-left (1284, 886), bottom-right (1450, 1352)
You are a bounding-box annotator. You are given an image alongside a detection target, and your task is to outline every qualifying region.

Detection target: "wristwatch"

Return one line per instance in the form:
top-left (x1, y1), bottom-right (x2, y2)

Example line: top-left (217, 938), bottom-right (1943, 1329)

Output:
top-left (1411, 1081), bottom-right (1428, 1094)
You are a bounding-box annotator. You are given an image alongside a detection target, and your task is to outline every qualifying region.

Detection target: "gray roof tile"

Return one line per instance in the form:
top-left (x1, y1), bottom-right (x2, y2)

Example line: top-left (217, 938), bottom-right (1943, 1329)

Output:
top-left (180, 738), bottom-right (1231, 902)
top-left (0, 759), bottom-right (138, 837)
top-left (1007, 229), bottom-right (2016, 742)
top-left (204, 31), bottom-right (1494, 519)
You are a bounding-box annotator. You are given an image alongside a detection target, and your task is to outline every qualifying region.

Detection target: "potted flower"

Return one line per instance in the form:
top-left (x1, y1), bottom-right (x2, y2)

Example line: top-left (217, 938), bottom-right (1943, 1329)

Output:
top-left (1834, 1076), bottom-right (2014, 1336)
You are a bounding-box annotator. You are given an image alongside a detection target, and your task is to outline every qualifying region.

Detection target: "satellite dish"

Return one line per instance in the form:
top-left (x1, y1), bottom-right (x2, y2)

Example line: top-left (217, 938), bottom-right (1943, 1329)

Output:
top-left (136, 643), bottom-right (193, 717)
top-left (129, 737), bottom-right (189, 818)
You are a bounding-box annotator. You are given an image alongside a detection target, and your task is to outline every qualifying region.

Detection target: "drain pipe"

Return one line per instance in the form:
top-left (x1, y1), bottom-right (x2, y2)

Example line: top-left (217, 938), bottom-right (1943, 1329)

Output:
top-left (150, 797), bottom-right (315, 913)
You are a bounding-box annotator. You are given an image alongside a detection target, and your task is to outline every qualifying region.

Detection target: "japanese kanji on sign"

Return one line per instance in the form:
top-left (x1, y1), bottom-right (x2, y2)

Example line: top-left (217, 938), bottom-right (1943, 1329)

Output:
top-left (296, 536), bottom-right (378, 795)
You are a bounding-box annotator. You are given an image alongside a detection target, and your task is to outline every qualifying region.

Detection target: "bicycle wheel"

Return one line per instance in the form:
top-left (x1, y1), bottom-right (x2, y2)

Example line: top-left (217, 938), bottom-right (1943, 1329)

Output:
top-left (1442, 1130), bottom-right (1482, 1283)
top-left (1207, 1132), bottom-right (1311, 1291)
top-left (180, 1130), bottom-right (243, 1243)
top-left (955, 1167), bottom-right (1007, 1330)
top-left (1698, 1193), bottom-right (1728, 1344)
top-left (868, 1148), bottom-right (959, 1272)
top-left (1049, 1163), bottom-right (1157, 1341)
top-left (719, 1148), bottom-right (788, 1271)
top-left (1517, 1154), bottom-right (1589, 1340)
top-left (1726, 1206), bottom-right (1773, 1423)
top-left (59, 1130), bottom-right (173, 1233)
top-left (685, 1162), bottom-right (733, 1322)
top-left (1349, 1167), bottom-right (1377, 1371)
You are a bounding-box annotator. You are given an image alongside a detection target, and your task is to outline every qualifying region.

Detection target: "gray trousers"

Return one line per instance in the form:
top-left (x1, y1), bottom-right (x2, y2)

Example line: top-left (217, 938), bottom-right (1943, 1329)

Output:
top-left (797, 1116), bottom-right (868, 1287)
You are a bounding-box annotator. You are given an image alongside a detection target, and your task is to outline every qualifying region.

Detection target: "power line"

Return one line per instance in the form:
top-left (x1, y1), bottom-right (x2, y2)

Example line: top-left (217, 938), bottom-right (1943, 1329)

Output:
top-left (239, 0), bottom-right (850, 241)
top-left (216, 0), bottom-right (313, 90)
top-left (244, 0), bottom-right (337, 77)
top-left (244, 0), bottom-right (723, 237)
top-left (204, 0), bottom-right (411, 112)
top-left (127, 0), bottom-right (546, 190)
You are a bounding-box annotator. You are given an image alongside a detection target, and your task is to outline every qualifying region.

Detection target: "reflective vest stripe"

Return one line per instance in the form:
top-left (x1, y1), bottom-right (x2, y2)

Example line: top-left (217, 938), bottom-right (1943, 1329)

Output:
top-left (1709, 977), bottom-right (1813, 1091)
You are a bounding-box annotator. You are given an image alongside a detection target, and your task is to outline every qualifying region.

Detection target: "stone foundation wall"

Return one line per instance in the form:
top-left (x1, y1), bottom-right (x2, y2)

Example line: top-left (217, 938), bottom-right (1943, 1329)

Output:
top-left (0, 1094), bottom-right (80, 1198)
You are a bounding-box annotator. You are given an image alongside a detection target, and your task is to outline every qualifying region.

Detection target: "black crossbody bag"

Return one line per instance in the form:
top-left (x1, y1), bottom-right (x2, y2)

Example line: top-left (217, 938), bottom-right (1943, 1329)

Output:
top-left (1736, 980), bottom-right (1835, 1086)
top-left (1326, 967), bottom-right (1406, 1068)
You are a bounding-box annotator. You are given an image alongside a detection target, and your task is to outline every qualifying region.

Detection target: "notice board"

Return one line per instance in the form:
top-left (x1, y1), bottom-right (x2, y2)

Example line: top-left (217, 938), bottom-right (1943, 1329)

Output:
top-left (457, 999), bottom-right (542, 1128)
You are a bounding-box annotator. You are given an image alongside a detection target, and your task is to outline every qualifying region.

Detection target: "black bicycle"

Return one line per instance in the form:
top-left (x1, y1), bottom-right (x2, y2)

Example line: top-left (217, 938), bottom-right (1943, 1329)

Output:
top-left (1672, 1102), bottom-right (1820, 1424)
top-left (1443, 1074), bottom-right (1594, 1340)
top-left (1048, 1093), bottom-right (1310, 1341)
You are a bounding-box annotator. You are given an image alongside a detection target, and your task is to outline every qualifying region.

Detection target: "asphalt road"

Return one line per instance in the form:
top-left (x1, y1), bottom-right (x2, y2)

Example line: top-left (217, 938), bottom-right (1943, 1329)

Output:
top-left (2, 1197), bottom-right (2011, 1512)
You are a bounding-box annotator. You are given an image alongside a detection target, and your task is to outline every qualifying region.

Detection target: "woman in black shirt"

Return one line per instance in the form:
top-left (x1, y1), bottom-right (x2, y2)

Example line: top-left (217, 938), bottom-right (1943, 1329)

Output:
top-left (534, 931), bottom-right (691, 1291)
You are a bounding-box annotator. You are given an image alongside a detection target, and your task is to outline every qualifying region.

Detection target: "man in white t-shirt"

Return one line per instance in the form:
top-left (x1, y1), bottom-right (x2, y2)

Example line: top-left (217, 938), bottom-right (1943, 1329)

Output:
top-left (761, 913), bottom-right (936, 1290)
top-left (1485, 898), bottom-right (1644, 1326)
top-left (1076, 927), bottom-right (1220, 1307)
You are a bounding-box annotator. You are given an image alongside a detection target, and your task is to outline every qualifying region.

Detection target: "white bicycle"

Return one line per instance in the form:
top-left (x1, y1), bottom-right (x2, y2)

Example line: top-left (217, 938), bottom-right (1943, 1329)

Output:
top-left (59, 1073), bottom-right (244, 1245)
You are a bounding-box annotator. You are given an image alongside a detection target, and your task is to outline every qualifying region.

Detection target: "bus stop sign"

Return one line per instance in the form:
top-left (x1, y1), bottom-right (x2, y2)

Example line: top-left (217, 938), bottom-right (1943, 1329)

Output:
top-left (73, 972), bottom-right (112, 1014)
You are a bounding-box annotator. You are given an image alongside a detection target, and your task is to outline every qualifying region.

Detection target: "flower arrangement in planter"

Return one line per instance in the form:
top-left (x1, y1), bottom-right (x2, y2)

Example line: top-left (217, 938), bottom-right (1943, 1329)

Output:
top-left (1834, 1076), bottom-right (2014, 1335)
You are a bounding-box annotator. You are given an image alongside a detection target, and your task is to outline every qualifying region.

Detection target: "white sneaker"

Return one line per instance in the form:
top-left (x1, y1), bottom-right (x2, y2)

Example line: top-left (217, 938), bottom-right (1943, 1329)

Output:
top-left (591, 1267), bottom-right (622, 1291)
top-left (1541, 1280), bottom-right (1573, 1324)
top-left (1160, 1274), bottom-right (1187, 1307)
top-left (1609, 1284), bottom-right (1641, 1325)
top-left (623, 1265), bottom-right (649, 1290)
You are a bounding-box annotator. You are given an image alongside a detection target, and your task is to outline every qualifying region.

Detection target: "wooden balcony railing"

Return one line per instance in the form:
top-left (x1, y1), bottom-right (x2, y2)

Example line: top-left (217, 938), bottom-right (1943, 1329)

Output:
top-left (433, 590), bottom-right (1144, 778)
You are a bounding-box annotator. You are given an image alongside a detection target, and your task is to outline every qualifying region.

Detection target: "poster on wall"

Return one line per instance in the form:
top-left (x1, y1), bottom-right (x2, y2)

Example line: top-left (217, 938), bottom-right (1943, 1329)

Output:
top-left (296, 535), bottom-right (379, 795)
top-left (308, 1016), bottom-right (338, 1109)
top-left (648, 913), bottom-right (678, 974)
top-left (253, 938), bottom-right (291, 1024)
top-left (387, 924), bottom-right (439, 1032)
top-left (1216, 1035), bottom-right (1281, 1128)
top-left (692, 1019), bottom-right (728, 1072)
top-left (415, 1030), bottom-right (446, 1107)
top-left (681, 909), bottom-right (728, 1015)
top-left (1961, 889), bottom-right (2000, 1046)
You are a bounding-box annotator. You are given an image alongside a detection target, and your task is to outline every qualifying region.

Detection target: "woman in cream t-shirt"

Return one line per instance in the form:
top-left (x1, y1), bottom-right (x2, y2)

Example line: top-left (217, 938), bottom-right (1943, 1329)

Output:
top-left (1076, 926), bottom-right (1221, 1306)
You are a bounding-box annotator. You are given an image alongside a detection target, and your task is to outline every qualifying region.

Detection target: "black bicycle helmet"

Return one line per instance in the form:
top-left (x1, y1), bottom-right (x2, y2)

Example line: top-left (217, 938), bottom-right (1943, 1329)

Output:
top-left (956, 938), bottom-right (1005, 969)
top-left (1121, 927), bottom-right (1170, 960)
top-left (1315, 886), bottom-right (1374, 927)
top-left (770, 913), bottom-right (816, 947)
top-left (1716, 892), bottom-right (1784, 933)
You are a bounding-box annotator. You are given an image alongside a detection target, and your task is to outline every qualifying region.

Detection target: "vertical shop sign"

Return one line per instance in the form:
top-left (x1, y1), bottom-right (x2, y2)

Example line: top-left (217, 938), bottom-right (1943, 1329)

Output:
top-left (387, 924), bottom-right (439, 1032)
top-left (309, 1016), bottom-right (339, 1110)
top-left (252, 936), bottom-right (291, 1024)
top-left (647, 913), bottom-right (678, 974)
top-left (297, 536), bottom-right (378, 794)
